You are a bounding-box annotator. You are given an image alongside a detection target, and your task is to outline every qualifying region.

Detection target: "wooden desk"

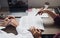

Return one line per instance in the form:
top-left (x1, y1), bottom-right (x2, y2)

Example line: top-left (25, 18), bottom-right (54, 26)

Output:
top-left (42, 25), bottom-right (60, 34)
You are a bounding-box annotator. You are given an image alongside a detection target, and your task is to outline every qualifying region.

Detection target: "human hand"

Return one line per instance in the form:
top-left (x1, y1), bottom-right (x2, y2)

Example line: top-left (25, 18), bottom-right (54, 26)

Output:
top-left (29, 26), bottom-right (42, 38)
top-left (10, 19), bottom-right (19, 27)
top-left (36, 8), bottom-right (44, 15)
top-left (37, 9), bottom-right (51, 15)
top-left (2, 18), bottom-right (10, 27)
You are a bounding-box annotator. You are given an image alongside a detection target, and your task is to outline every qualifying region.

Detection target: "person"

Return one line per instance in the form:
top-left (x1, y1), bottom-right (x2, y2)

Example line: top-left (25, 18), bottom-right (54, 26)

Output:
top-left (0, 15), bottom-right (42, 38)
top-left (6, 16), bottom-right (34, 38)
top-left (16, 8), bottom-right (44, 38)
top-left (16, 16), bottom-right (44, 38)
top-left (1, 16), bottom-right (18, 34)
top-left (0, 16), bottom-right (18, 38)
top-left (0, 16), bottom-right (34, 38)
top-left (37, 9), bottom-right (60, 27)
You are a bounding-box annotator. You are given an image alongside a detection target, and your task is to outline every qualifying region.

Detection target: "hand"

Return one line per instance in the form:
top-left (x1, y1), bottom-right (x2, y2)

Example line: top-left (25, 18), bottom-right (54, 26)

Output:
top-left (33, 29), bottom-right (41, 38)
top-left (36, 8), bottom-right (44, 16)
top-left (37, 10), bottom-right (43, 15)
top-left (37, 9), bottom-right (51, 15)
top-left (2, 18), bottom-right (10, 27)
top-left (29, 27), bottom-right (42, 38)
top-left (5, 16), bottom-right (18, 27)
top-left (4, 18), bottom-right (10, 21)
top-left (10, 19), bottom-right (18, 27)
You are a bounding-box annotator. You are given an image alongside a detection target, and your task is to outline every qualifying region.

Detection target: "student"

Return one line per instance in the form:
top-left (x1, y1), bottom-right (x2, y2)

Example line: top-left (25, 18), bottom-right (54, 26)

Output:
top-left (0, 16), bottom-right (41, 38)
top-left (7, 16), bottom-right (34, 38)
top-left (37, 9), bottom-right (60, 27)
top-left (0, 11), bottom-right (44, 38)
top-left (0, 16), bottom-right (34, 38)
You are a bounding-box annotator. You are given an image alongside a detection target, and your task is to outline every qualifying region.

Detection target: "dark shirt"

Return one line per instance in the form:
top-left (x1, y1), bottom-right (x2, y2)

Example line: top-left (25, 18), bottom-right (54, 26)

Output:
top-left (54, 33), bottom-right (60, 38)
top-left (2, 25), bottom-right (18, 35)
top-left (54, 16), bottom-right (60, 27)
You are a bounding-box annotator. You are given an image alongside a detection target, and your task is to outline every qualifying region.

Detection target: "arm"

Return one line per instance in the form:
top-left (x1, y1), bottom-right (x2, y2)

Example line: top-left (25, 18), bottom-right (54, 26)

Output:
top-left (44, 10), bottom-right (57, 19)
top-left (38, 10), bottom-right (58, 19)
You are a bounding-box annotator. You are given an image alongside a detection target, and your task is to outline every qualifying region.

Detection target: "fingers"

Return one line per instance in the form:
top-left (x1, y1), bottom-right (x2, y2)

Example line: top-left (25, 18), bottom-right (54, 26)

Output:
top-left (10, 19), bottom-right (18, 27)
top-left (32, 29), bottom-right (42, 35)
top-left (35, 29), bottom-right (41, 34)
top-left (29, 26), bottom-right (35, 31)
top-left (4, 18), bottom-right (10, 22)
top-left (32, 29), bottom-right (42, 38)
top-left (36, 9), bottom-right (44, 15)
top-left (36, 8), bottom-right (51, 15)
top-left (36, 29), bottom-right (42, 35)
top-left (38, 11), bottom-right (43, 15)
top-left (6, 16), bottom-right (15, 19)
top-left (29, 26), bottom-right (42, 36)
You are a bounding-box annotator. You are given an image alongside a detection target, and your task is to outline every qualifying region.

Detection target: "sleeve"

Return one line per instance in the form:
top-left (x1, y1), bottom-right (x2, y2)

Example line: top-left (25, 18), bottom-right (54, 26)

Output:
top-left (0, 30), bottom-right (16, 38)
top-left (54, 16), bottom-right (60, 25)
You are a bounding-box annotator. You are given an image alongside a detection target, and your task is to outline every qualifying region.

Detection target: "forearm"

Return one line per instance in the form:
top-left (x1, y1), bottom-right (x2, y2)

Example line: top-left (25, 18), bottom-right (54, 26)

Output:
top-left (44, 10), bottom-right (57, 19)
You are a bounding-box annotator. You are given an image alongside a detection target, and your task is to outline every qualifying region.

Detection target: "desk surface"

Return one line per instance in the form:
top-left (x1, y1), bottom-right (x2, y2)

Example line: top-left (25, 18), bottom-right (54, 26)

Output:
top-left (42, 25), bottom-right (60, 34)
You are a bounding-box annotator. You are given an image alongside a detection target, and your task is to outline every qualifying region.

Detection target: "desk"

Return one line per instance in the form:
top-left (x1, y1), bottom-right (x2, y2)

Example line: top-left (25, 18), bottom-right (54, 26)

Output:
top-left (42, 25), bottom-right (60, 34)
